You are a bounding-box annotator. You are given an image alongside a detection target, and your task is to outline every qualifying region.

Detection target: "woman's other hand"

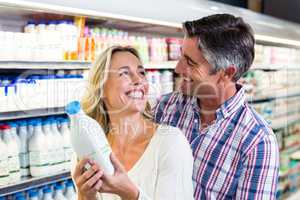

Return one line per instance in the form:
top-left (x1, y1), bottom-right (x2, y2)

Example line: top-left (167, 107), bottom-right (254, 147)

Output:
top-left (72, 158), bottom-right (104, 200)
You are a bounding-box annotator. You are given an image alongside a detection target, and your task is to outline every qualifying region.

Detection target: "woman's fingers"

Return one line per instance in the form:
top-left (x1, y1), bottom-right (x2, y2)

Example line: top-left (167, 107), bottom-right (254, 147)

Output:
top-left (76, 165), bottom-right (99, 186)
top-left (73, 158), bottom-right (90, 178)
top-left (81, 169), bottom-right (104, 192)
top-left (93, 177), bottom-right (104, 191)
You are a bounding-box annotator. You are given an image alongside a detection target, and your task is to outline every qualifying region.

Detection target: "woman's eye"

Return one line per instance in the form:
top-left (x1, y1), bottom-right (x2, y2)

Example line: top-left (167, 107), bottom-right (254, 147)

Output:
top-left (119, 70), bottom-right (130, 76)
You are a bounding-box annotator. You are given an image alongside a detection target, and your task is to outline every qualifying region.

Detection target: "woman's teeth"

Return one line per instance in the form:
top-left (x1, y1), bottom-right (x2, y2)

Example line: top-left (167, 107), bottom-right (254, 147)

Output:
top-left (127, 91), bottom-right (143, 99)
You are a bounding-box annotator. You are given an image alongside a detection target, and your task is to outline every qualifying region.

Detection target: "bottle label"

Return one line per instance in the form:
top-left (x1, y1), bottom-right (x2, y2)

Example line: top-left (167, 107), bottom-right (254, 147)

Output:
top-left (54, 149), bottom-right (65, 164)
top-left (19, 152), bottom-right (29, 167)
top-left (64, 147), bottom-right (73, 162)
top-left (8, 155), bottom-right (20, 172)
top-left (0, 156), bottom-right (9, 177)
top-left (29, 151), bottom-right (49, 167)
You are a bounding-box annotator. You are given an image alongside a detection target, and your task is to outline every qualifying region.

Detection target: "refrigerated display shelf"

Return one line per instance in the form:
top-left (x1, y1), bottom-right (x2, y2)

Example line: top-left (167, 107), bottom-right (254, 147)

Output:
top-left (248, 91), bottom-right (300, 104)
top-left (251, 64), bottom-right (300, 71)
top-left (0, 61), bottom-right (91, 70)
top-left (0, 107), bottom-right (66, 121)
top-left (0, 171), bottom-right (71, 197)
top-left (271, 116), bottom-right (300, 130)
top-left (0, 60), bottom-right (177, 70)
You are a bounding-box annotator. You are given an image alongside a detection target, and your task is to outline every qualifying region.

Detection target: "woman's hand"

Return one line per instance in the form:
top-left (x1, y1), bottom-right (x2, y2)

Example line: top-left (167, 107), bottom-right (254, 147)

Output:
top-left (72, 158), bottom-right (104, 200)
top-left (99, 154), bottom-right (140, 200)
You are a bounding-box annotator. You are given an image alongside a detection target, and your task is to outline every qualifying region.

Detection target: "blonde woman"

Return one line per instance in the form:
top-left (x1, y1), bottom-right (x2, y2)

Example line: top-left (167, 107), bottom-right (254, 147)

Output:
top-left (72, 46), bottom-right (194, 200)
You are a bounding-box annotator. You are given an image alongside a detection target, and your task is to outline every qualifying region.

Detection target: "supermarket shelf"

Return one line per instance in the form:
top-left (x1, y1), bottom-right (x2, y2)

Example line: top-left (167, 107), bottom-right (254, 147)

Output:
top-left (271, 117), bottom-right (300, 130)
top-left (0, 60), bottom-right (177, 70)
top-left (2, 0), bottom-right (300, 47)
top-left (251, 64), bottom-right (300, 71)
top-left (0, 171), bottom-right (71, 197)
top-left (0, 61), bottom-right (91, 70)
top-left (0, 107), bottom-right (66, 121)
top-left (248, 91), bottom-right (300, 104)
top-left (145, 61), bottom-right (177, 69)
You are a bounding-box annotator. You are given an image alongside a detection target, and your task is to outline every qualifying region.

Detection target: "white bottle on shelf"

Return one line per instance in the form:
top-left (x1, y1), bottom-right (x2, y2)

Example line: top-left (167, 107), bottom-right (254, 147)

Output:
top-left (54, 184), bottom-right (68, 200)
top-left (8, 122), bottom-right (21, 153)
top-left (59, 118), bottom-right (73, 170)
top-left (27, 119), bottom-right (35, 139)
top-left (50, 118), bottom-right (65, 172)
top-left (24, 20), bottom-right (36, 33)
top-left (64, 180), bottom-right (76, 200)
top-left (65, 101), bottom-right (114, 175)
top-left (29, 119), bottom-right (49, 177)
top-left (1, 124), bottom-right (21, 183)
top-left (17, 120), bottom-right (30, 177)
top-left (38, 187), bottom-right (44, 200)
top-left (0, 130), bottom-right (10, 186)
top-left (42, 119), bottom-right (56, 175)
top-left (43, 187), bottom-right (54, 200)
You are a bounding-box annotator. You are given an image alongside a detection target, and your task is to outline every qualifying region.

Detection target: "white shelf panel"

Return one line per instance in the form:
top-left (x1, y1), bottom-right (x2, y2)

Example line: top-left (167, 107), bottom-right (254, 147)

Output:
top-left (0, 171), bottom-right (71, 197)
top-left (0, 61), bottom-right (91, 70)
top-left (144, 61), bottom-right (177, 69)
top-left (0, 107), bottom-right (66, 121)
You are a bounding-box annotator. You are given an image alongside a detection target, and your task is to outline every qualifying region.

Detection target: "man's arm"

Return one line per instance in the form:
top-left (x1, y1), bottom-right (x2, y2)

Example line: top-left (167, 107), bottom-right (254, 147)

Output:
top-left (235, 134), bottom-right (279, 200)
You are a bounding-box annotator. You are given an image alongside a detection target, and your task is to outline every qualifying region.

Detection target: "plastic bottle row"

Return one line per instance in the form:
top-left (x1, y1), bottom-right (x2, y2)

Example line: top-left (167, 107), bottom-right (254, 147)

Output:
top-left (254, 44), bottom-right (300, 65)
top-left (0, 70), bottom-right (86, 112)
top-left (146, 69), bottom-right (174, 102)
top-left (1, 19), bottom-right (182, 62)
top-left (0, 20), bottom-right (78, 61)
top-left (0, 179), bottom-right (76, 200)
top-left (0, 115), bottom-right (73, 186)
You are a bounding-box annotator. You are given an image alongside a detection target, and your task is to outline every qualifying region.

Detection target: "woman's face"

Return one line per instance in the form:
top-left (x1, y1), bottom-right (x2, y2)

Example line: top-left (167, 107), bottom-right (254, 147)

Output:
top-left (103, 51), bottom-right (149, 115)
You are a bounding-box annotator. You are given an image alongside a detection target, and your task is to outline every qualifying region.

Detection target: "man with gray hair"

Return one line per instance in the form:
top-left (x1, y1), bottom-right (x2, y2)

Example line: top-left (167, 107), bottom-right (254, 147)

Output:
top-left (153, 14), bottom-right (279, 199)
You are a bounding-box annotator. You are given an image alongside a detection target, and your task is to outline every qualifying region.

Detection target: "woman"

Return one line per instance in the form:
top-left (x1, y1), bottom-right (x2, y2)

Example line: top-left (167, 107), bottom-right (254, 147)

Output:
top-left (72, 46), bottom-right (194, 200)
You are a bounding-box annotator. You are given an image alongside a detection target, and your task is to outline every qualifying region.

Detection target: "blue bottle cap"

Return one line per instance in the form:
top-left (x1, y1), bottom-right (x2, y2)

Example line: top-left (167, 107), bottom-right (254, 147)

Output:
top-left (28, 190), bottom-right (38, 198)
top-left (65, 101), bottom-right (81, 115)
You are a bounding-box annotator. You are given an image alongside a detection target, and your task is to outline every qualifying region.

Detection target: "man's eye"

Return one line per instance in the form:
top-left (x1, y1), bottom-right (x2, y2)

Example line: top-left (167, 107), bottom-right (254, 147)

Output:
top-left (186, 58), bottom-right (194, 66)
top-left (139, 70), bottom-right (146, 76)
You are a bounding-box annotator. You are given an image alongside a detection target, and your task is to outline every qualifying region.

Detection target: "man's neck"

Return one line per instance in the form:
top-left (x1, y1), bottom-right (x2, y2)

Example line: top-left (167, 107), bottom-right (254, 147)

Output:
top-left (198, 83), bottom-right (237, 125)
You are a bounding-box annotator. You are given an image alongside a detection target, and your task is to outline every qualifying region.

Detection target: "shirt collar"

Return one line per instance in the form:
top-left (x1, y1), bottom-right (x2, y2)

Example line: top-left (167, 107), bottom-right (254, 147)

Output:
top-left (189, 84), bottom-right (246, 120)
top-left (216, 84), bottom-right (246, 120)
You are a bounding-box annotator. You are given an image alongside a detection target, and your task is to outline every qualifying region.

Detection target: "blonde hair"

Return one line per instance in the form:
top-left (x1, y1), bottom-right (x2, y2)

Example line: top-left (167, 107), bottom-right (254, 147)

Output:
top-left (81, 45), bottom-right (152, 134)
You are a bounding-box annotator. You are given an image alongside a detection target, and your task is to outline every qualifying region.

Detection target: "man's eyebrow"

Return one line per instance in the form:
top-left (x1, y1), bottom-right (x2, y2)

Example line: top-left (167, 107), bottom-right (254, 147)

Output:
top-left (183, 54), bottom-right (197, 65)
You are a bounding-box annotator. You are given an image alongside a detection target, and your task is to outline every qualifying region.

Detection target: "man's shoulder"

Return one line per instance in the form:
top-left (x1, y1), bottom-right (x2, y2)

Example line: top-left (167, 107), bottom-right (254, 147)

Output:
top-left (239, 104), bottom-right (277, 155)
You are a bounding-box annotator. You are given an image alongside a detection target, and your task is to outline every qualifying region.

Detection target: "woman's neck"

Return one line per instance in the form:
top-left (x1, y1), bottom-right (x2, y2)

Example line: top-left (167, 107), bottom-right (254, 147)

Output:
top-left (108, 112), bottom-right (148, 145)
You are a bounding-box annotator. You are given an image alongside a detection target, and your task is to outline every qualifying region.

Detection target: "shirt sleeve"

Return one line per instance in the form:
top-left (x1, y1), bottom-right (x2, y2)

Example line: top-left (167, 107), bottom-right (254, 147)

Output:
top-left (235, 134), bottom-right (279, 200)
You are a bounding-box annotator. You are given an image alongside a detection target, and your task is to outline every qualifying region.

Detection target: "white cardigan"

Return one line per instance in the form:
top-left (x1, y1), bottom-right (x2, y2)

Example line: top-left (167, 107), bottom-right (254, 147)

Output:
top-left (72, 125), bottom-right (194, 200)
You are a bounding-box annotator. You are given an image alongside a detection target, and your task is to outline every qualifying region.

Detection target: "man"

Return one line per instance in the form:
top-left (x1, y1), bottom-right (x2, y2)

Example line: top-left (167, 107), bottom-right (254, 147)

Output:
top-left (153, 14), bottom-right (279, 199)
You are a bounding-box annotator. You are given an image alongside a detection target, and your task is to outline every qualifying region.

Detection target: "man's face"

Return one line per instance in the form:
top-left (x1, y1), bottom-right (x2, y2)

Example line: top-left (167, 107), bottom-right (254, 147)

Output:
top-left (175, 37), bottom-right (220, 98)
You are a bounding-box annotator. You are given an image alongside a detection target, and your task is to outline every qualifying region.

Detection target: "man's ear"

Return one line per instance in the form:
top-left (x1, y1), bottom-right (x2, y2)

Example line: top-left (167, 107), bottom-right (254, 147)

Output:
top-left (224, 65), bottom-right (237, 81)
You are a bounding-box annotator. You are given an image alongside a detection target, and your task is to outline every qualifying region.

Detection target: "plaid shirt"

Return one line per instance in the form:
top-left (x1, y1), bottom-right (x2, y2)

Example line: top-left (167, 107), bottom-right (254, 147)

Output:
top-left (152, 84), bottom-right (279, 200)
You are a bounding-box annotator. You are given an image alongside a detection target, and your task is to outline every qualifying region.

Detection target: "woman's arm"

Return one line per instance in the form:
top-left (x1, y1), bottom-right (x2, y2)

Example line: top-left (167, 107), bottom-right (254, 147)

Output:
top-left (153, 129), bottom-right (194, 200)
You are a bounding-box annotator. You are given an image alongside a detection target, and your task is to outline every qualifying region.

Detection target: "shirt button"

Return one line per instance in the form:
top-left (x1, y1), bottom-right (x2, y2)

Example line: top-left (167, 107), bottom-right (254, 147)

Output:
top-left (194, 119), bottom-right (198, 123)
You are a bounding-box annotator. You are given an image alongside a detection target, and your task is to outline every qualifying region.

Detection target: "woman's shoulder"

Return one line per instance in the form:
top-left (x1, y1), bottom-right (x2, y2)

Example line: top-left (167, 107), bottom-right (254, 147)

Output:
top-left (154, 124), bottom-right (192, 153)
